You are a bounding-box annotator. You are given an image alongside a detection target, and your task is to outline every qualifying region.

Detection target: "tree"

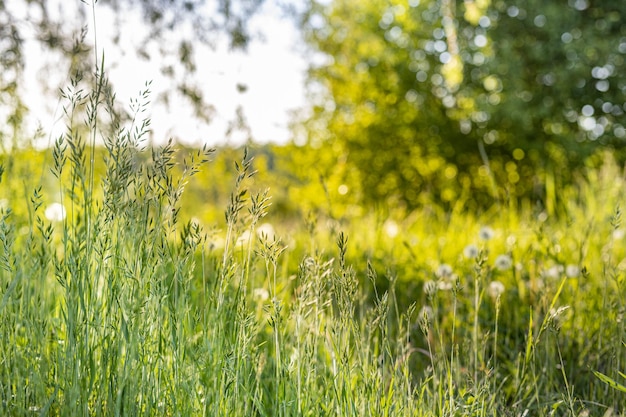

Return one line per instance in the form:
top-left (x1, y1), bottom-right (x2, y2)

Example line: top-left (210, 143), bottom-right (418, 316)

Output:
top-left (0, 0), bottom-right (264, 144)
top-left (465, 0), bottom-right (626, 193)
top-left (300, 0), bottom-right (626, 209)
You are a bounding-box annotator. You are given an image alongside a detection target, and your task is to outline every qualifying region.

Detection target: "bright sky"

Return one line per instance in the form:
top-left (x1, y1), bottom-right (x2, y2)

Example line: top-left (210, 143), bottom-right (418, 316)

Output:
top-left (18, 0), bottom-right (308, 148)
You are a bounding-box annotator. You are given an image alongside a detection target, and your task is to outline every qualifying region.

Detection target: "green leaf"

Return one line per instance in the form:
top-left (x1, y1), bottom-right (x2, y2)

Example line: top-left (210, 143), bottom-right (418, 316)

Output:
top-left (593, 370), bottom-right (626, 393)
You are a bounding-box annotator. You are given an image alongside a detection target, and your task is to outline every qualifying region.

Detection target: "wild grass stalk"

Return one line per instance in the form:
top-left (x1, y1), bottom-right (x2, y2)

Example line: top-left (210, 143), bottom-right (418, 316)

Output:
top-left (4, 4), bottom-right (626, 416)
top-left (3, 87), bottom-right (626, 415)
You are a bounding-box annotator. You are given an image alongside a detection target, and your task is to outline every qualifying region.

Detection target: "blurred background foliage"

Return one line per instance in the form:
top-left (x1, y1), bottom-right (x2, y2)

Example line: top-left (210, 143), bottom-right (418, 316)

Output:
top-left (2, 0), bottom-right (626, 216)
top-left (299, 0), bottom-right (626, 211)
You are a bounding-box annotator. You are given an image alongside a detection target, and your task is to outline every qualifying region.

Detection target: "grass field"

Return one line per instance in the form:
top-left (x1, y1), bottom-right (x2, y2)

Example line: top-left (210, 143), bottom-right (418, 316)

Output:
top-left (2, 52), bottom-right (626, 417)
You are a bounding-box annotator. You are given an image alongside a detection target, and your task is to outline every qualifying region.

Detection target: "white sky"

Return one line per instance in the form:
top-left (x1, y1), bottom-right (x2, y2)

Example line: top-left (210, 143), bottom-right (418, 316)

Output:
top-left (16, 0), bottom-right (309, 148)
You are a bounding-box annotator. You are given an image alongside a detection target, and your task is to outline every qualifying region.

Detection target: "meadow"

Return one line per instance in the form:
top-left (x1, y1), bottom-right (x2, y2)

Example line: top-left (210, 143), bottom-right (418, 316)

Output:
top-left (2, 61), bottom-right (626, 417)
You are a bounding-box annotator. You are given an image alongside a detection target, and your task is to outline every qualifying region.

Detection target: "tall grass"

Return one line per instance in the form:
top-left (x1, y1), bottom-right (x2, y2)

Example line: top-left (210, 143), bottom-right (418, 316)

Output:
top-left (2, 10), bottom-right (626, 416)
top-left (0, 53), bottom-right (421, 415)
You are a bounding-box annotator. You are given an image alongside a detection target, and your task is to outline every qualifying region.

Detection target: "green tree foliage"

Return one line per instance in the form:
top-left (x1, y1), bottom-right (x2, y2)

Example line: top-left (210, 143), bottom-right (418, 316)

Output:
top-left (301, 0), bottom-right (626, 209)
top-left (0, 0), bottom-right (263, 145)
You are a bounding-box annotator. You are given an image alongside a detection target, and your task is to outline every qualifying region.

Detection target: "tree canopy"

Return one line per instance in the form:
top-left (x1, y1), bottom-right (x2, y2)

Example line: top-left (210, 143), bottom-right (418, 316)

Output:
top-left (301, 0), bottom-right (626, 209)
top-left (0, 0), bottom-right (264, 144)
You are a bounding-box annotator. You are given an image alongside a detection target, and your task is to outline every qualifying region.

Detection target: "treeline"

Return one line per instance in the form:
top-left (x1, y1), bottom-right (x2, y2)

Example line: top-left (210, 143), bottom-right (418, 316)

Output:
top-left (3, 139), bottom-right (622, 233)
top-left (298, 0), bottom-right (626, 210)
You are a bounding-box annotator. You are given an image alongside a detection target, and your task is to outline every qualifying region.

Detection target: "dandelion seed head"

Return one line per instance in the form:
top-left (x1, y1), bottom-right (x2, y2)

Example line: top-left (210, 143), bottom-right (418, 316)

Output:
top-left (438, 280), bottom-right (454, 290)
top-left (253, 287), bottom-right (269, 301)
top-left (464, 244), bottom-right (479, 259)
top-left (565, 264), bottom-right (580, 278)
top-left (383, 219), bottom-right (399, 238)
top-left (506, 235), bottom-right (516, 246)
top-left (494, 254), bottom-right (512, 271)
top-left (236, 230), bottom-right (252, 246)
top-left (436, 267), bottom-right (459, 290)
top-left (423, 280), bottom-right (437, 296)
top-left (479, 226), bottom-right (494, 241)
top-left (543, 265), bottom-right (563, 279)
top-left (45, 203), bottom-right (66, 222)
top-left (488, 280), bottom-right (505, 299)
top-left (257, 222), bottom-right (276, 240)
top-left (436, 263), bottom-right (454, 278)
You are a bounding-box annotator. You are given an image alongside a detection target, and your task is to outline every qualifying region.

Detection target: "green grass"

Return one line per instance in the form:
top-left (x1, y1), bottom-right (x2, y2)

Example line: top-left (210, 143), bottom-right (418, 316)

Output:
top-left (2, 29), bottom-right (626, 417)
